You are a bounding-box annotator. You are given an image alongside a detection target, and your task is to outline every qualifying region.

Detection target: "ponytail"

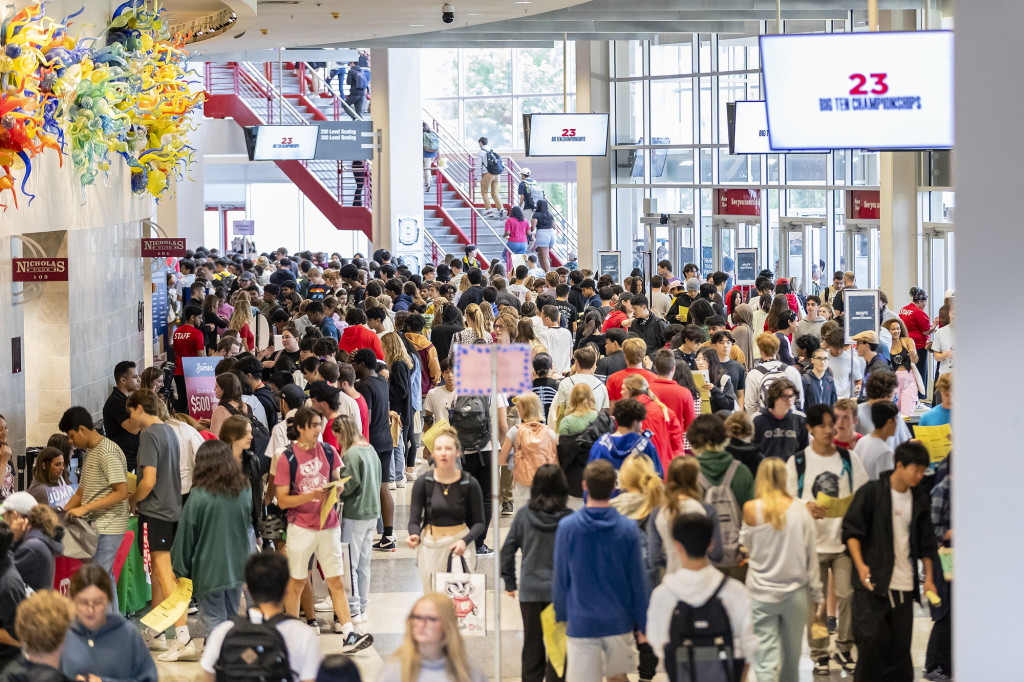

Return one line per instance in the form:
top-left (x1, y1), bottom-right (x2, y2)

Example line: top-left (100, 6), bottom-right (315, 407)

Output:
top-left (618, 454), bottom-right (663, 520)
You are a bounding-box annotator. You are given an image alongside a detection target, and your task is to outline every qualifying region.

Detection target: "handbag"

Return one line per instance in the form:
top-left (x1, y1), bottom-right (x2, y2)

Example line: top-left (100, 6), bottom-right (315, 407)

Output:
top-left (389, 411), bottom-right (402, 448)
top-left (433, 551), bottom-right (486, 636)
top-left (59, 512), bottom-right (99, 560)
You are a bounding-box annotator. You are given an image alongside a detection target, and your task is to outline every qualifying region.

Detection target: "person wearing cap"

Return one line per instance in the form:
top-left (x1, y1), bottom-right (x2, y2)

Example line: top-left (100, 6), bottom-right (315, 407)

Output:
top-left (899, 287), bottom-right (935, 397)
top-left (667, 278), bottom-right (701, 323)
top-left (852, 331), bottom-right (890, 397)
top-left (517, 167), bottom-right (540, 221)
top-left (1, 492), bottom-right (62, 592)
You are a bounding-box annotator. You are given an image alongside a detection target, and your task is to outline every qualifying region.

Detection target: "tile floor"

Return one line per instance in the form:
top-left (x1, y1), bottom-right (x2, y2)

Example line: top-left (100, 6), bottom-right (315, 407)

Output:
top-left (150, 481), bottom-right (937, 681)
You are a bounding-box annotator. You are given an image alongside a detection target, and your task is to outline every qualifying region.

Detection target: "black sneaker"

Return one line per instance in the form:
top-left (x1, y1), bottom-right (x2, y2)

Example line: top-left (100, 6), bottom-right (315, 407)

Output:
top-left (827, 615), bottom-right (837, 633)
top-left (476, 544), bottom-right (493, 556)
top-left (813, 657), bottom-right (831, 676)
top-left (341, 631), bottom-right (374, 654)
top-left (923, 668), bottom-right (953, 681)
top-left (373, 536), bottom-right (396, 552)
top-left (501, 501), bottom-right (514, 516)
top-left (832, 650), bottom-right (856, 672)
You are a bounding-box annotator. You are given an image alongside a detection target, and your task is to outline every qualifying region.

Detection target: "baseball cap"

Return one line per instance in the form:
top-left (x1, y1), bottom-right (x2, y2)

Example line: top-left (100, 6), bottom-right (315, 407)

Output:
top-left (943, 289), bottom-right (954, 299)
top-left (275, 383), bottom-right (307, 410)
top-left (0, 492), bottom-right (37, 516)
top-left (852, 330), bottom-right (878, 344)
top-left (520, 167), bottom-right (531, 176)
top-left (776, 277), bottom-right (789, 286)
top-left (239, 271), bottom-right (255, 281)
top-left (685, 278), bottom-right (700, 292)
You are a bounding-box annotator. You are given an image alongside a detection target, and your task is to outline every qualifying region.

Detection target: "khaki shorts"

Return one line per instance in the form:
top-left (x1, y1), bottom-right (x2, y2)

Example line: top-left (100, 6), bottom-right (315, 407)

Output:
top-left (286, 524), bottom-right (345, 580)
top-left (566, 632), bottom-right (636, 682)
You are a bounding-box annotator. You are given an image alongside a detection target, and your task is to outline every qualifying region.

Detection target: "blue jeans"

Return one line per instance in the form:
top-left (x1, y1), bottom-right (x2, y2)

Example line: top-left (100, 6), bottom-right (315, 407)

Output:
top-left (93, 533), bottom-right (125, 613)
top-left (199, 586), bottom-right (243, 634)
top-left (391, 440), bottom-right (405, 483)
top-left (508, 241), bottom-right (528, 254)
top-left (340, 518), bottom-right (376, 617)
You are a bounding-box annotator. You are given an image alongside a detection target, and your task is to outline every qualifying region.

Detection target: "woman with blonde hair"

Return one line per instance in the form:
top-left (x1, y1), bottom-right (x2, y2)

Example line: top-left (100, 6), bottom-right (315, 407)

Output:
top-left (228, 290), bottom-right (256, 352)
top-left (448, 303), bottom-right (491, 358)
top-left (382, 331), bottom-right (414, 489)
top-left (554, 383), bottom-right (599, 509)
top-left (648, 456), bottom-right (723, 578)
top-left (498, 393), bottom-right (558, 508)
top-left (493, 310), bottom-right (519, 344)
top-left (378, 592), bottom-right (486, 682)
top-left (739, 457), bottom-right (822, 682)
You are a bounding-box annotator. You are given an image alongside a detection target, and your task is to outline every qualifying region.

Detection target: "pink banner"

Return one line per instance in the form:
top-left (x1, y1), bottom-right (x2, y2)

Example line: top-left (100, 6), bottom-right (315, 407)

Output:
top-left (182, 356), bottom-right (218, 420)
top-left (454, 344), bottom-right (533, 396)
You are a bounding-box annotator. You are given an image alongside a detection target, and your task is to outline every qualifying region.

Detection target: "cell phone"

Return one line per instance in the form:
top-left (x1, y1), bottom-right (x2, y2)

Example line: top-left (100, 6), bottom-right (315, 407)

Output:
top-left (274, 335), bottom-right (284, 351)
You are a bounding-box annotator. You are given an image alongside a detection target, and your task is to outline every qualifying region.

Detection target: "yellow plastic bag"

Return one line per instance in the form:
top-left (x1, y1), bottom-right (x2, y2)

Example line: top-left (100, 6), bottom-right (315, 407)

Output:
top-left (540, 603), bottom-right (567, 678)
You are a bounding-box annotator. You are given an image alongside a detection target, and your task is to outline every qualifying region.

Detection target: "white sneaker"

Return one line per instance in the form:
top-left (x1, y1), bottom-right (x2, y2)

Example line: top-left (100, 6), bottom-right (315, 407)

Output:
top-left (308, 621), bottom-right (321, 636)
top-left (157, 638), bottom-right (200, 662)
top-left (396, 479), bottom-right (406, 488)
top-left (333, 619), bottom-right (347, 634)
top-left (351, 612), bottom-right (367, 624)
top-left (315, 596), bottom-right (334, 612)
top-left (144, 631), bottom-right (167, 652)
top-left (388, 482), bottom-right (397, 490)
top-left (405, 468), bottom-right (416, 480)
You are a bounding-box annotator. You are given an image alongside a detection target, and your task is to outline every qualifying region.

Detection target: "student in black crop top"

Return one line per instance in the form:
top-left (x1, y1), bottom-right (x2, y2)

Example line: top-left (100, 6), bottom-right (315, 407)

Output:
top-left (406, 429), bottom-right (485, 592)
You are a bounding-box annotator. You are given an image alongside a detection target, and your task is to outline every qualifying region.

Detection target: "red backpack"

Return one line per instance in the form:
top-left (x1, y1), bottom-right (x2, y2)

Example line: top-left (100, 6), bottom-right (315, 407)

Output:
top-left (514, 422), bottom-right (557, 487)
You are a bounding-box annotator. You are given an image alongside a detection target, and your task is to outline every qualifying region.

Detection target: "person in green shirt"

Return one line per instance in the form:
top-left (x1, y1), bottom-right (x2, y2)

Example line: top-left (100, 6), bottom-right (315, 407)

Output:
top-left (332, 415), bottom-right (382, 628)
top-left (171, 440), bottom-right (252, 636)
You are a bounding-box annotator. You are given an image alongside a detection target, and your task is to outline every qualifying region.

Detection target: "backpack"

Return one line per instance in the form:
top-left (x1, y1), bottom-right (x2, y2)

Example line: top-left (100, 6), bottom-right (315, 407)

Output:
top-left (348, 68), bottom-right (366, 91)
top-left (448, 396), bottom-right (491, 451)
top-left (307, 283), bottom-right (327, 301)
top-left (484, 148), bottom-right (504, 175)
top-left (423, 130), bottom-right (440, 153)
top-left (284, 442), bottom-right (338, 492)
top-left (523, 179), bottom-right (545, 205)
top-left (709, 375), bottom-right (735, 413)
top-left (697, 460), bottom-right (743, 568)
top-left (664, 576), bottom-right (742, 682)
top-left (513, 422), bottom-right (557, 486)
top-left (556, 410), bottom-right (613, 497)
top-left (794, 446), bottom-right (853, 498)
top-left (751, 363), bottom-right (788, 410)
top-left (225, 403), bottom-right (271, 473)
top-left (214, 612), bottom-right (293, 682)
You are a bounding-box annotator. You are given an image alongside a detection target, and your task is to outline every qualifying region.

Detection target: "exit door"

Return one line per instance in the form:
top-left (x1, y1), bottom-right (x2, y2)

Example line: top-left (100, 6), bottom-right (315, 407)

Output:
top-left (922, 222), bottom-right (955, 317)
top-left (713, 215), bottom-right (762, 287)
top-left (777, 217), bottom-right (826, 294)
top-left (843, 220), bottom-right (880, 289)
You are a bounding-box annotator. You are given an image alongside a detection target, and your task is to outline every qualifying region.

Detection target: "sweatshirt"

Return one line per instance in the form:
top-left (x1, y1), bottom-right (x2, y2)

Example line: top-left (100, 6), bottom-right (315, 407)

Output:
top-left (696, 449), bottom-right (755, 507)
top-left (0, 657), bottom-right (69, 682)
top-left (338, 444), bottom-right (382, 521)
top-left (12, 529), bottom-right (63, 592)
top-left (588, 431), bottom-right (663, 477)
top-left (553, 507), bottom-right (649, 637)
top-left (377, 657), bottom-right (487, 682)
top-left (739, 500), bottom-right (823, 603)
top-left (500, 506), bottom-right (573, 602)
top-left (646, 564), bottom-right (757, 666)
top-left (170, 487), bottom-right (251, 598)
top-left (753, 408), bottom-right (809, 461)
top-left (60, 614), bottom-right (158, 682)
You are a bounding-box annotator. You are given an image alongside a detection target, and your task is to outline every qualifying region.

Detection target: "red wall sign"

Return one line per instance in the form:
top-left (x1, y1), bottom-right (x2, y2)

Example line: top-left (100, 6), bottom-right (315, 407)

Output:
top-left (13, 258), bottom-right (68, 282)
top-left (142, 238), bottom-right (186, 258)
top-left (850, 190), bottom-right (881, 219)
top-left (716, 188), bottom-right (761, 216)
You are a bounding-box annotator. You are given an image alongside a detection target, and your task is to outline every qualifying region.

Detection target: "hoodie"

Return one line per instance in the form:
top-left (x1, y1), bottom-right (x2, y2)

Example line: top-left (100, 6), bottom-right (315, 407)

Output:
top-left (752, 407), bottom-right (809, 461)
top-left (60, 613), bottom-right (158, 682)
top-left (553, 507), bottom-right (649, 637)
top-left (12, 529), bottom-right (63, 592)
top-left (725, 438), bottom-right (763, 477)
top-left (696, 449), bottom-right (755, 507)
top-left (500, 506), bottom-right (573, 602)
top-left (405, 332), bottom-right (441, 393)
top-left (588, 431), bottom-right (663, 478)
top-left (1, 657), bottom-right (69, 682)
top-left (646, 564), bottom-right (757, 668)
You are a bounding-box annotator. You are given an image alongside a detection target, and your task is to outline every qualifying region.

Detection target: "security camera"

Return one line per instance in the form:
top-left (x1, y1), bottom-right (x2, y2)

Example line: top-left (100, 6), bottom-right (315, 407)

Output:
top-left (442, 3), bottom-right (455, 23)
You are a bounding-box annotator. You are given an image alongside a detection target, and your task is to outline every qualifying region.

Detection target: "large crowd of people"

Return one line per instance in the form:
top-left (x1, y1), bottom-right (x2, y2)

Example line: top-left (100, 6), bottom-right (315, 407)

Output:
top-left (0, 246), bottom-right (954, 682)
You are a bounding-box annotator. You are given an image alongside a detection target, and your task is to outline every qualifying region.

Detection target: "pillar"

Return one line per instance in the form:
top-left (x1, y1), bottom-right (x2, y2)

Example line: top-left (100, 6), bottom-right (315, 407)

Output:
top-left (955, 1), bottom-right (1023, 678)
top-left (575, 41), bottom-right (612, 270)
top-left (878, 151), bottom-right (917, 300)
top-left (371, 49), bottom-right (424, 270)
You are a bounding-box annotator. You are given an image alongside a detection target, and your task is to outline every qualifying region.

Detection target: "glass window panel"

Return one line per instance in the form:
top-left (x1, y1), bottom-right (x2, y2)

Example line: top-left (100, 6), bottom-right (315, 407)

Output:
top-left (520, 95), bottom-right (565, 115)
top-left (787, 189), bottom-right (827, 215)
top-left (615, 81), bottom-right (645, 145)
top-left (786, 154), bottom-right (828, 183)
top-left (768, 154), bottom-right (780, 183)
top-left (718, 150), bottom-right (749, 183)
top-left (649, 79), bottom-right (693, 144)
top-left (423, 48), bottom-right (460, 97)
top-left (650, 38), bottom-right (693, 76)
top-left (700, 149), bottom-right (713, 183)
top-left (518, 46), bottom-right (565, 93)
top-left (464, 98), bottom-right (513, 148)
top-left (463, 49), bottom-right (512, 96)
top-left (852, 150), bottom-right (879, 185)
top-left (425, 99), bottom-right (459, 138)
top-left (717, 41), bottom-right (748, 71)
top-left (651, 187), bottom-right (696, 213)
top-left (698, 35), bottom-right (713, 72)
top-left (650, 149), bottom-right (695, 184)
top-left (718, 73), bottom-right (748, 144)
top-left (615, 40), bottom-right (644, 78)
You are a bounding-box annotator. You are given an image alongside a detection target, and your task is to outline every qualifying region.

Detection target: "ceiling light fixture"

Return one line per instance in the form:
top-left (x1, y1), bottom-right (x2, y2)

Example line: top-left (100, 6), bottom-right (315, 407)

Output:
top-left (331, 11), bottom-right (341, 19)
top-left (410, 23), bottom-right (424, 26)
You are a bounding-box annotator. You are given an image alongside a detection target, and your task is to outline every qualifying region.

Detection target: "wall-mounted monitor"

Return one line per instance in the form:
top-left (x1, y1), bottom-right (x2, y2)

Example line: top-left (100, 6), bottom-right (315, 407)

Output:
top-left (727, 101), bottom-right (829, 154)
top-left (523, 113), bottom-right (609, 157)
top-left (759, 31), bottom-right (954, 150)
top-left (244, 125), bottom-right (320, 161)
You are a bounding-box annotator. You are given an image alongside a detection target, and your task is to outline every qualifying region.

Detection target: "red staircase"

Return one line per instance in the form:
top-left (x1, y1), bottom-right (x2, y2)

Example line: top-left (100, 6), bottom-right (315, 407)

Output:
top-left (203, 62), bottom-right (372, 240)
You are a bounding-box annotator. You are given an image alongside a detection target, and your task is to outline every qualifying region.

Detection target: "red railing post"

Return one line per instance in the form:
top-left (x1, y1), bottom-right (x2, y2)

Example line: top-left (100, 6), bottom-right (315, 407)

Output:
top-left (432, 240), bottom-right (438, 265)
top-left (468, 165), bottom-right (475, 209)
top-left (470, 210), bottom-right (477, 246)
top-left (298, 62), bottom-right (306, 97)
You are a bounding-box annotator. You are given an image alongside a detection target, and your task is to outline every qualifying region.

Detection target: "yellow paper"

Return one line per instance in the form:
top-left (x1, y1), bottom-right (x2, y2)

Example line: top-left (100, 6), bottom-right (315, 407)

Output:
top-left (140, 578), bottom-right (193, 632)
top-left (320, 477), bottom-right (351, 529)
top-left (914, 424), bottom-right (952, 463)
top-left (815, 491), bottom-right (854, 518)
top-left (126, 472), bottom-right (137, 495)
top-left (698, 384), bottom-right (712, 414)
top-left (540, 604), bottom-right (567, 677)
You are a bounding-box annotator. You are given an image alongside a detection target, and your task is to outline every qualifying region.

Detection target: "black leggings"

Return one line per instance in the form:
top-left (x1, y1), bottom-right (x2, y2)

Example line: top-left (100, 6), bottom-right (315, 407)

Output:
top-left (460, 451), bottom-right (492, 550)
top-left (520, 601), bottom-right (562, 682)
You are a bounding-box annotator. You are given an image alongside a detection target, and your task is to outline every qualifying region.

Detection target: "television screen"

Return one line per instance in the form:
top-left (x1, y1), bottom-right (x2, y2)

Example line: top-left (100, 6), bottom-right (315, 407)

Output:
top-left (244, 125), bottom-right (320, 161)
top-left (524, 113), bottom-right (609, 157)
top-left (759, 31), bottom-right (954, 150)
top-left (727, 101), bottom-right (829, 154)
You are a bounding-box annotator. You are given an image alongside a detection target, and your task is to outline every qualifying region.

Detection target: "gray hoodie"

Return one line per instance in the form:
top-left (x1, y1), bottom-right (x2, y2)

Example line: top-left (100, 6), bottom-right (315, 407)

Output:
top-left (12, 528), bottom-right (63, 592)
top-left (499, 506), bottom-right (572, 602)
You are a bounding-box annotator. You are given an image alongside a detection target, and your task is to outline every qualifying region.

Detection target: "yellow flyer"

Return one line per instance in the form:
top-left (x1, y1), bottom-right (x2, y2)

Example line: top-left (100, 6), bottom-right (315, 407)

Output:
top-left (815, 492), bottom-right (854, 518)
top-left (126, 472), bottom-right (137, 495)
top-left (320, 477), bottom-right (351, 529)
top-left (540, 603), bottom-right (567, 678)
top-left (140, 578), bottom-right (193, 632)
top-left (914, 424), bottom-right (952, 463)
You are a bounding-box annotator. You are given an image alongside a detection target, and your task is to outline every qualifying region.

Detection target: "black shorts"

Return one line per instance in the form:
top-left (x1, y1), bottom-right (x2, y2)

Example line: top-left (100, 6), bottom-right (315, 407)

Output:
top-left (139, 515), bottom-right (178, 553)
top-left (375, 442), bottom-right (393, 482)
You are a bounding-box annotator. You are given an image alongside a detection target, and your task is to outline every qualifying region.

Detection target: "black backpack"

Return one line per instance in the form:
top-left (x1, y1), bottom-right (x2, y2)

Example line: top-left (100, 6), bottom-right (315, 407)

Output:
top-left (225, 402), bottom-right (272, 473)
top-left (214, 612), bottom-right (293, 681)
top-left (664, 576), bottom-right (743, 682)
top-left (284, 442), bottom-right (338, 491)
top-left (448, 396), bottom-right (490, 451)
top-left (554, 410), bottom-right (613, 497)
top-left (484, 148), bottom-right (504, 175)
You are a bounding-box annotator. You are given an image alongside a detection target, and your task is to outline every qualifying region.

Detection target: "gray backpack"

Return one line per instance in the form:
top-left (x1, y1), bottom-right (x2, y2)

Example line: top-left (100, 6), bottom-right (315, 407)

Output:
top-left (698, 460), bottom-right (743, 568)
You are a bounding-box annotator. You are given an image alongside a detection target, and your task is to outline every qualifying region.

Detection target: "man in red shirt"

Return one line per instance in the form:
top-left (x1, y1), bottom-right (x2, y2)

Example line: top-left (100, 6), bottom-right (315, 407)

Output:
top-left (649, 349), bottom-right (696, 434)
top-left (337, 308), bottom-right (384, 361)
top-left (172, 304), bottom-right (206, 412)
top-left (606, 337), bottom-right (658, 402)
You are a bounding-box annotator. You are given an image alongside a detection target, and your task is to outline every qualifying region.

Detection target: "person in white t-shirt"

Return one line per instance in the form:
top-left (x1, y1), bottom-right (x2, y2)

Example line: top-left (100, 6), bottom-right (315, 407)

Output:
top-left (423, 358), bottom-right (459, 458)
top-left (547, 347), bottom-right (609, 425)
top-left (785, 404), bottom-right (869, 676)
top-left (853, 401), bottom-right (898, 480)
top-left (538, 305), bottom-right (574, 376)
top-left (201, 553), bottom-right (322, 682)
top-left (930, 308), bottom-right (955, 376)
top-left (824, 326), bottom-right (864, 399)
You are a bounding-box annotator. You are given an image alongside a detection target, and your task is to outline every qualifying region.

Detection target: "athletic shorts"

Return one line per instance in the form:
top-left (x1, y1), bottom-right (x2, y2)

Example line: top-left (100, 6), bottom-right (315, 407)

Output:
top-left (566, 633), bottom-right (637, 682)
top-left (286, 525), bottom-right (345, 580)
top-left (377, 445), bottom-right (393, 482)
top-left (534, 229), bottom-right (555, 249)
top-left (139, 515), bottom-right (177, 553)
